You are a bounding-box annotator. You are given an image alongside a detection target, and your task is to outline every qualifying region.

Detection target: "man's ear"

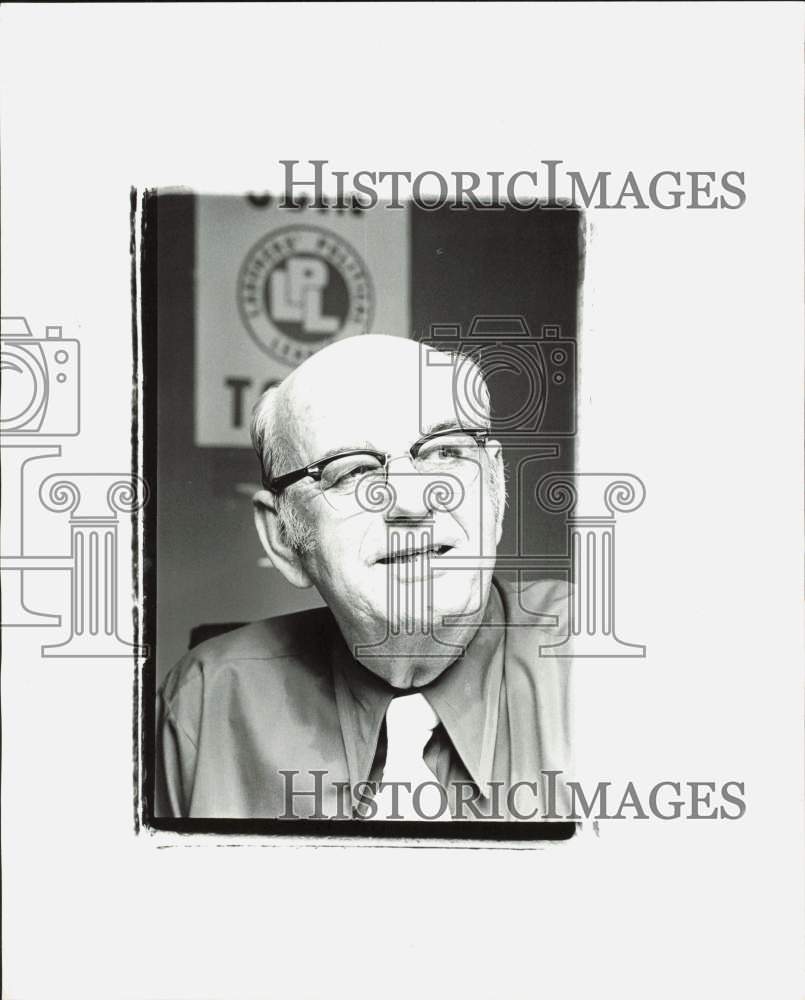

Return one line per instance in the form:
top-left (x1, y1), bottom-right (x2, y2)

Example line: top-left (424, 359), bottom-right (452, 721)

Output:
top-left (487, 439), bottom-right (506, 545)
top-left (253, 490), bottom-right (313, 589)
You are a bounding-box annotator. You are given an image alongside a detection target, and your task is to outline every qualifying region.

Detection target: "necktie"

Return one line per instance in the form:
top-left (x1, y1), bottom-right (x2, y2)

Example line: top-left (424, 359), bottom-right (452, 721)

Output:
top-left (372, 693), bottom-right (449, 821)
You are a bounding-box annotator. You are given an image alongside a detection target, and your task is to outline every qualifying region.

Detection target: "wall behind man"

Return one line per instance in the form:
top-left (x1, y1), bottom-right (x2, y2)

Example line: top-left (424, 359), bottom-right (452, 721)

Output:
top-left (149, 194), bottom-right (580, 685)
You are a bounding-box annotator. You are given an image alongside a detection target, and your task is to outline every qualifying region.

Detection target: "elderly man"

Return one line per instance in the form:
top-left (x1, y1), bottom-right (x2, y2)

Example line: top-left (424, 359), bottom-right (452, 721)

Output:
top-left (157, 335), bottom-right (571, 821)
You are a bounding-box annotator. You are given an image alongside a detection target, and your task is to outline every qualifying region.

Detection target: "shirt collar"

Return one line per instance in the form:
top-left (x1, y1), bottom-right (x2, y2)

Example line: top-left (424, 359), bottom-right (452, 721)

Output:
top-left (331, 581), bottom-right (505, 797)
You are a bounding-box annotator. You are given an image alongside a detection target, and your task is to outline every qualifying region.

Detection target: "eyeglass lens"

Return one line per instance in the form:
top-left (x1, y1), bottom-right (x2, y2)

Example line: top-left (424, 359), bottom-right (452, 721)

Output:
top-left (318, 432), bottom-right (484, 511)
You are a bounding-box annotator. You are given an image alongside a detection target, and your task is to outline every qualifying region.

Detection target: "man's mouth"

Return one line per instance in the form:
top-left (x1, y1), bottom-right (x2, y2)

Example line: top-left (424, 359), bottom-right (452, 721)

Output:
top-left (377, 543), bottom-right (454, 565)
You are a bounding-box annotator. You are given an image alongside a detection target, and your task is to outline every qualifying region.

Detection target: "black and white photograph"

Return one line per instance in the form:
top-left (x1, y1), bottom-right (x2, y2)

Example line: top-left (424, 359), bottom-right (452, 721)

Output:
top-left (2, 5), bottom-right (802, 999)
top-left (145, 192), bottom-right (582, 834)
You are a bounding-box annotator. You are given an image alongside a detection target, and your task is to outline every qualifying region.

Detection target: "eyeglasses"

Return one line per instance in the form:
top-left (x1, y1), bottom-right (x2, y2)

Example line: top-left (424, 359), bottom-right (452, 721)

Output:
top-left (268, 427), bottom-right (490, 511)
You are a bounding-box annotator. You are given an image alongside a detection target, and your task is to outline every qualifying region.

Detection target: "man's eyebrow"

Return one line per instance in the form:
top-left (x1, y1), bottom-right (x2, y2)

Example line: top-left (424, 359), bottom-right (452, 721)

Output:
top-left (307, 421), bottom-right (481, 467)
top-left (311, 441), bottom-right (378, 464)
top-left (419, 418), bottom-right (478, 436)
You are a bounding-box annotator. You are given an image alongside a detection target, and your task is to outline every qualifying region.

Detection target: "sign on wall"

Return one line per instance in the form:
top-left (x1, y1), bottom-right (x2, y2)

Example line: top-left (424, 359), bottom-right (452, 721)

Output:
top-left (195, 197), bottom-right (410, 447)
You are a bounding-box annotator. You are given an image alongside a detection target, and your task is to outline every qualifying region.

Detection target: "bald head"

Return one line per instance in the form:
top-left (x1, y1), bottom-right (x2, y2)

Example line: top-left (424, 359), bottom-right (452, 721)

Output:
top-left (250, 334), bottom-right (497, 551)
top-left (271, 336), bottom-right (437, 455)
top-left (283, 334), bottom-right (424, 403)
top-left (252, 335), bottom-right (490, 476)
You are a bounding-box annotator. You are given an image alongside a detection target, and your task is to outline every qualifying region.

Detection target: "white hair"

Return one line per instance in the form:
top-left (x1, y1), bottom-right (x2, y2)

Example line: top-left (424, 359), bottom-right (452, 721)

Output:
top-left (250, 386), bottom-right (317, 554)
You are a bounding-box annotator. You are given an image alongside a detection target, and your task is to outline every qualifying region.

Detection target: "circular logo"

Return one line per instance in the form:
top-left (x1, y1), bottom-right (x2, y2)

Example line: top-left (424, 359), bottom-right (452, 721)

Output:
top-left (237, 225), bottom-right (374, 366)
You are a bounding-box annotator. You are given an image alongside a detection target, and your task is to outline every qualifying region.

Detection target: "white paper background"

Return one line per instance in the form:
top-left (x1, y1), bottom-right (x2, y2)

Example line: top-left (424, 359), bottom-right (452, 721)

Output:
top-left (2, 4), bottom-right (802, 999)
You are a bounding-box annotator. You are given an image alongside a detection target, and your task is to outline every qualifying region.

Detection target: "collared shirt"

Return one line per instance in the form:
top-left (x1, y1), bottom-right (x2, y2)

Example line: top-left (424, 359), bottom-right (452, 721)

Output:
top-left (157, 576), bottom-right (572, 820)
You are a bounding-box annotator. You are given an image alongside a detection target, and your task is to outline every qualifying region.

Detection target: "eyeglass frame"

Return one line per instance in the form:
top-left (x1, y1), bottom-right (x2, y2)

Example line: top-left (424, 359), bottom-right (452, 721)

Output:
top-left (266, 426), bottom-right (491, 495)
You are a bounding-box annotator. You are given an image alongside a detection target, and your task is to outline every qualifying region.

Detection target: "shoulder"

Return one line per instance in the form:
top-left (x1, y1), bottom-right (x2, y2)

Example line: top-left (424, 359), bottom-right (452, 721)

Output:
top-left (160, 604), bottom-right (337, 708)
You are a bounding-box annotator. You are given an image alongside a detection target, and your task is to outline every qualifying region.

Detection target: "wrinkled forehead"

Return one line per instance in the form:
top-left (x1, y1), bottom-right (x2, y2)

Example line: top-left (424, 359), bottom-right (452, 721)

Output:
top-left (287, 344), bottom-right (481, 460)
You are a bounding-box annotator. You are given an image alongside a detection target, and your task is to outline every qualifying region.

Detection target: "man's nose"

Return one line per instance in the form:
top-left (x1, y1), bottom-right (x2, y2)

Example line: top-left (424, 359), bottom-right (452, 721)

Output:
top-left (384, 460), bottom-right (433, 521)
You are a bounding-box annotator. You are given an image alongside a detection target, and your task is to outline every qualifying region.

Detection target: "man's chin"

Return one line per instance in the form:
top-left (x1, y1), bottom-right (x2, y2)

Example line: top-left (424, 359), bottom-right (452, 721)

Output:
top-left (339, 570), bottom-right (490, 681)
top-left (358, 570), bottom-right (479, 617)
top-left (357, 647), bottom-right (460, 690)
top-left (432, 571), bottom-right (488, 621)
